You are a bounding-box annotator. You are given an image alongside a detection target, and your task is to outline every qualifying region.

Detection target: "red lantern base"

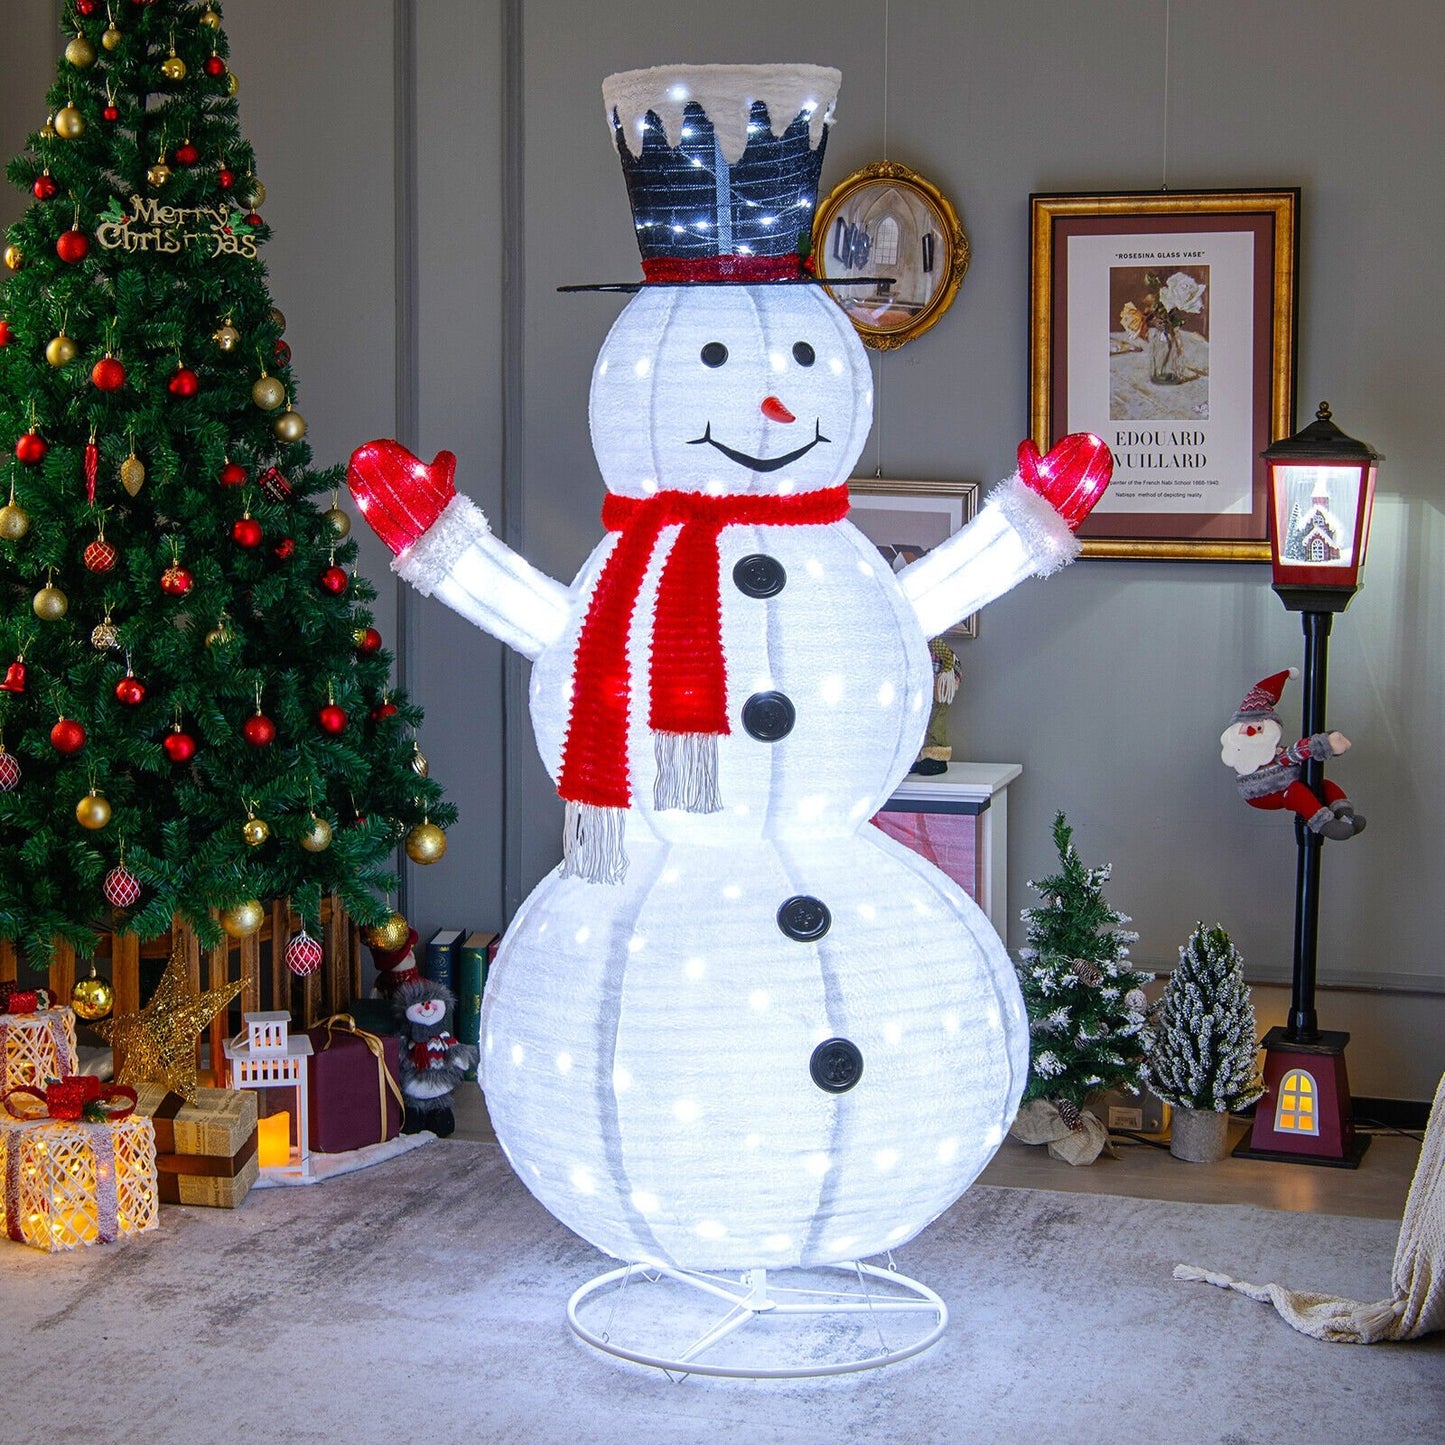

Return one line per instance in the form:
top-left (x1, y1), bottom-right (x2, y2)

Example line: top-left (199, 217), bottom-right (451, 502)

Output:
top-left (1233, 1026), bottom-right (1370, 1168)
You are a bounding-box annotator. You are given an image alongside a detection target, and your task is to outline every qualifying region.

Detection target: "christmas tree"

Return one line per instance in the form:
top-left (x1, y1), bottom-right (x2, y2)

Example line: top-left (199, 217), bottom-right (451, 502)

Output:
top-left (1015, 812), bottom-right (1153, 1120)
top-left (1148, 923), bottom-right (1264, 1113)
top-left (0, 0), bottom-right (453, 965)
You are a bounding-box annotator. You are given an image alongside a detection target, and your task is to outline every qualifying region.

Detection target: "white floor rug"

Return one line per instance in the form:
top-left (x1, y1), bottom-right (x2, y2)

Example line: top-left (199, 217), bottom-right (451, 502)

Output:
top-left (3, 1140), bottom-right (1440, 1443)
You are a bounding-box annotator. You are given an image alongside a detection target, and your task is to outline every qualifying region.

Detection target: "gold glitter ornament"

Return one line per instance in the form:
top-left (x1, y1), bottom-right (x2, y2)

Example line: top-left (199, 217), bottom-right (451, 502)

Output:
top-left (365, 912), bottom-right (410, 952)
top-left (226, 71), bottom-right (238, 97)
top-left (92, 941), bottom-right (244, 1101)
top-left (0, 502), bottom-right (30, 541)
top-left (200, 8), bottom-right (221, 28)
top-left (251, 373), bottom-right (285, 410)
top-left (65, 34), bottom-right (97, 68)
top-left (76, 789), bottom-right (112, 829)
top-left (46, 331), bottom-right (79, 367)
top-left (248, 180), bottom-right (266, 208)
top-left (33, 584), bottom-right (69, 621)
top-left (55, 105), bottom-right (85, 139)
top-left (404, 820), bottom-right (447, 864)
top-left (120, 452), bottom-right (146, 495)
top-left (299, 814), bottom-right (333, 852)
top-left (324, 504), bottom-right (351, 539)
top-left (71, 965), bottom-right (114, 1022)
top-left (102, 25), bottom-right (122, 51)
top-left (220, 899), bottom-right (265, 938)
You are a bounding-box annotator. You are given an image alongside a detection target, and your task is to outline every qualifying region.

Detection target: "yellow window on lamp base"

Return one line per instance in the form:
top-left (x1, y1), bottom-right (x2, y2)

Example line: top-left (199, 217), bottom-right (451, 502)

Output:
top-left (1274, 1068), bottom-right (1320, 1135)
top-left (0, 1116), bottom-right (159, 1252)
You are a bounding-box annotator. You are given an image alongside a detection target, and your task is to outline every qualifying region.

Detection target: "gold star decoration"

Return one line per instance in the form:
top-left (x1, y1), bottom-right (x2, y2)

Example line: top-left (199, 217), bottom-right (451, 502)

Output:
top-left (93, 940), bottom-right (243, 1102)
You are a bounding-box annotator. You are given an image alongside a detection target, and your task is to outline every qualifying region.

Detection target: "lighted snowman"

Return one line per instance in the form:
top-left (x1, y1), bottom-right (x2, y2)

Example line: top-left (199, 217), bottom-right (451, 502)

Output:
top-left (349, 64), bottom-right (1111, 1273)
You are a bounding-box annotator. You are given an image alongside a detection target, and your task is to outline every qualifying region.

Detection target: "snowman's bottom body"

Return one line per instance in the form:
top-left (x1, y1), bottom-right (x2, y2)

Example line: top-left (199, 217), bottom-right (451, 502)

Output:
top-left (480, 823), bottom-right (1027, 1273)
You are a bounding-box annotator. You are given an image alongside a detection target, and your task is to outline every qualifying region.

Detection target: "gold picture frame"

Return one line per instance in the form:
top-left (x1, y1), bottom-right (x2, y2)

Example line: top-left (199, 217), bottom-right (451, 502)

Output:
top-left (849, 478), bottom-right (981, 640)
top-left (1029, 188), bottom-right (1299, 560)
top-left (814, 161), bottom-right (970, 351)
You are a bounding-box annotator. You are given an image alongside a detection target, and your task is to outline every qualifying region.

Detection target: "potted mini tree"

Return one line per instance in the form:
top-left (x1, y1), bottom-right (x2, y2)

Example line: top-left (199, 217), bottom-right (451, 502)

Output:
top-left (1148, 923), bottom-right (1265, 1162)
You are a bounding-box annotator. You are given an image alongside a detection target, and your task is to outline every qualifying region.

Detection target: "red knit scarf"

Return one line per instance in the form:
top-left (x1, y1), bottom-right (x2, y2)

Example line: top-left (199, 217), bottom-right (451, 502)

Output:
top-left (557, 484), bottom-right (850, 813)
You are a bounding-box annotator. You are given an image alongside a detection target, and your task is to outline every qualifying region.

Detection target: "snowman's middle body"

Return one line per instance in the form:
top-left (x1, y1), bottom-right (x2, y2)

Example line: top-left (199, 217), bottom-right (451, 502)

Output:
top-left (480, 285), bottom-right (1028, 1271)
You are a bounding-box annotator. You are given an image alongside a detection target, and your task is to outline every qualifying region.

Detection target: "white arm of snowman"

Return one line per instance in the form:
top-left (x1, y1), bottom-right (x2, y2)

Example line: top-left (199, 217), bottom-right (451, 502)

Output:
top-left (348, 441), bottom-right (571, 659)
top-left (896, 435), bottom-right (1114, 637)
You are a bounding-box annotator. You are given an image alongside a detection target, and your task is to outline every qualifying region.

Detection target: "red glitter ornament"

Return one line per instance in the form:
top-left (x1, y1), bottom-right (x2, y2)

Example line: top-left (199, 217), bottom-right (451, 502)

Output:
top-left (285, 929), bottom-right (323, 976)
top-left (168, 367), bottom-right (199, 397)
top-left (173, 141), bottom-right (200, 166)
top-left (32, 173), bottom-right (58, 200)
top-left (56, 229), bottom-right (89, 263)
top-left (160, 563), bottom-right (193, 597)
top-left (50, 717), bottom-right (86, 754)
top-left (15, 431), bottom-right (46, 465)
top-left (242, 712), bottom-right (276, 747)
top-left (219, 460), bottom-right (247, 486)
top-left (204, 55), bottom-right (226, 78)
top-left (218, 168), bottom-right (234, 189)
top-left (115, 674), bottom-right (146, 706)
top-left (272, 537), bottom-right (295, 560)
top-left (77, 0), bottom-right (99, 12)
top-left (317, 704), bottom-right (347, 735)
top-left (319, 565), bottom-right (348, 595)
top-left (84, 538), bottom-right (117, 572)
top-left (162, 729), bottom-right (196, 763)
top-left (357, 627), bottom-right (382, 654)
top-left (91, 355), bottom-right (126, 391)
top-left (371, 701), bottom-right (398, 721)
top-left (232, 517), bottom-right (262, 548)
top-left (102, 865), bottom-right (141, 909)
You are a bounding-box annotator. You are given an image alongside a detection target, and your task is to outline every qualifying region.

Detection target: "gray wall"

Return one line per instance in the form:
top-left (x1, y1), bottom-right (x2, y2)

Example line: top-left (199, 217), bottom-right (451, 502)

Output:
top-left (5, 1), bottom-right (1441, 1100)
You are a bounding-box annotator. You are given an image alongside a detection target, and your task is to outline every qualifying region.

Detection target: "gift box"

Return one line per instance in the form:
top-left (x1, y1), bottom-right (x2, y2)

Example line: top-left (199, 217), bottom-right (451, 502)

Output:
top-left (0, 1113), bottom-right (158, 1251)
top-left (0, 1004), bottom-right (78, 1094)
top-left (135, 1085), bottom-right (258, 1208)
top-left (306, 1015), bottom-right (403, 1153)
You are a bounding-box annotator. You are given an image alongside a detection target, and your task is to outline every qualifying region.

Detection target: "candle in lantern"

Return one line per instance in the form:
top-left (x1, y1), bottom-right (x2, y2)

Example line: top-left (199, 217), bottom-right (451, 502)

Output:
top-left (257, 1111), bottom-right (292, 1169)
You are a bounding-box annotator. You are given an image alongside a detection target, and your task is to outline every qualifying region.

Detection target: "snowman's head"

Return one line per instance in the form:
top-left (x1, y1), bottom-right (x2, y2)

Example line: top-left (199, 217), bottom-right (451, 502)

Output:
top-left (589, 284), bottom-right (872, 498)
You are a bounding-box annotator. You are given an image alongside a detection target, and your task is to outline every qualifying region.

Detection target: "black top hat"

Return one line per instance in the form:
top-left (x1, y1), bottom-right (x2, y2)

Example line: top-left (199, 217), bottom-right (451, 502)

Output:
top-left (563, 63), bottom-right (888, 293)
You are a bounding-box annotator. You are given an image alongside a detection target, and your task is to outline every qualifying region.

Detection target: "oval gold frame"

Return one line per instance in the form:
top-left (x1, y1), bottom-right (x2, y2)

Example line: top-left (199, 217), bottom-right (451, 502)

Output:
top-left (813, 160), bottom-right (969, 351)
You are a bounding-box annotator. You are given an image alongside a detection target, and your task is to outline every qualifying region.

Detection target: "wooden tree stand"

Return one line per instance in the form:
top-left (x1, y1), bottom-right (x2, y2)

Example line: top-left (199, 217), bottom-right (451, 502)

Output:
top-left (0, 898), bottom-right (362, 1080)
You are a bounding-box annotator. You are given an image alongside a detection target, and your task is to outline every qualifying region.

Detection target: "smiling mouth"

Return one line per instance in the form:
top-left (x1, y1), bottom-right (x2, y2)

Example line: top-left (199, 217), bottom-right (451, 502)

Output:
top-left (687, 420), bottom-right (830, 473)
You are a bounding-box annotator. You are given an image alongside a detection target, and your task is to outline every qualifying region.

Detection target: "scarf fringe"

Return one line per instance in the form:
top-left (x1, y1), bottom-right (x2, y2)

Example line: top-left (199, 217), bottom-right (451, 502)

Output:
top-left (653, 731), bottom-right (722, 814)
top-left (560, 801), bottom-right (629, 885)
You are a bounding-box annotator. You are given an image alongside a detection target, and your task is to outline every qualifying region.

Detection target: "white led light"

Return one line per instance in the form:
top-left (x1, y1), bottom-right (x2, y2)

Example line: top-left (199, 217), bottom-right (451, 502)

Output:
top-left (744, 1133), bottom-right (763, 1151)
top-left (683, 957), bottom-right (706, 981)
top-left (722, 883), bottom-right (742, 900)
top-left (510, 1043), bottom-right (524, 1066)
top-left (555, 1051), bottom-right (573, 1074)
top-left (668, 83), bottom-right (689, 101)
top-left (883, 1022), bottom-right (904, 1046)
top-left (857, 901), bottom-right (876, 921)
top-left (829, 357), bottom-right (845, 375)
top-left (943, 1010), bottom-right (960, 1034)
top-left (631, 1190), bottom-right (660, 1213)
top-left (803, 1152), bottom-right (831, 1177)
top-left (797, 794), bottom-right (828, 822)
top-left (613, 1065), bottom-right (633, 1092)
top-left (937, 1137), bottom-right (960, 1164)
top-left (695, 1219), bottom-right (728, 1240)
top-left (748, 989), bottom-right (770, 1013)
top-left (764, 1233), bottom-right (793, 1252)
top-left (984, 1123), bottom-right (1003, 1147)
top-left (627, 932), bottom-right (646, 953)
top-left (769, 351), bottom-right (787, 373)
top-left (873, 1148), bottom-right (899, 1171)
top-left (571, 1166), bottom-right (596, 1194)
top-left (632, 356), bottom-right (651, 378)
top-left (573, 925), bottom-right (591, 945)
top-left (877, 681), bottom-right (896, 706)
top-left (673, 1098), bottom-right (701, 1123)
top-left (857, 558), bottom-right (875, 576)
top-left (805, 557), bottom-right (825, 578)
top-left (820, 673), bottom-right (845, 704)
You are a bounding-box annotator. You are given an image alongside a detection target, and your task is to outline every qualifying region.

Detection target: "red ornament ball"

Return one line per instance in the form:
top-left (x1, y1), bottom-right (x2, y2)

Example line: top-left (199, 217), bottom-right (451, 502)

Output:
top-left (162, 729), bottom-right (197, 763)
top-left (0, 320), bottom-right (11, 347)
top-left (32, 173), bottom-right (58, 200)
top-left (317, 704), bottom-right (347, 735)
top-left (272, 537), bottom-right (295, 560)
top-left (0, 750), bottom-right (20, 792)
top-left (245, 211), bottom-right (262, 227)
top-left (274, 339), bottom-right (292, 366)
top-left (285, 930), bottom-right (324, 976)
top-left (168, 367), bottom-right (200, 398)
top-left (160, 563), bottom-right (194, 597)
top-left (357, 627), bottom-right (383, 654)
top-left (173, 141), bottom-right (200, 166)
top-left (232, 517), bottom-right (263, 548)
top-left (102, 865), bottom-right (141, 909)
top-left (84, 538), bottom-right (117, 572)
top-left (15, 431), bottom-right (47, 465)
top-left (204, 55), bottom-right (226, 78)
top-left (319, 565), bottom-right (348, 595)
top-left (103, 105), bottom-right (120, 123)
top-left (56, 229), bottom-right (89, 264)
top-left (77, 0), bottom-right (99, 12)
top-left (371, 701), bottom-right (398, 722)
top-left (50, 717), bottom-right (86, 754)
top-left (91, 355), bottom-right (126, 391)
top-left (115, 674), bottom-right (146, 706)
top-left (242, 712), bottom-right (276, 747)
top-left (219, 461), bottom-right (247, 487)
top-left (218, 168), bottom-right (234, 189)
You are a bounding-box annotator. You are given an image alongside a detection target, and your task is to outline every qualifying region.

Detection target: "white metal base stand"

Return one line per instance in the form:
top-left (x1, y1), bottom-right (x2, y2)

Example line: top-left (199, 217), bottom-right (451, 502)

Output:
top-left (566, 1259), bottom-right (947, 1379)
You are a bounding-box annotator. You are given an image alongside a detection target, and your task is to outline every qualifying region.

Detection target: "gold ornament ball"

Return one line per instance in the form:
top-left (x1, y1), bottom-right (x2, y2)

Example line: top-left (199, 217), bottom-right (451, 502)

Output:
top-left (34, 585), bottom-right (69, 621)
top-left (324, 505), bottom-right (351, 539)
top-left (242, 816), bottom-right (270, 847)
top-left (3, 244), bottom-right (22, 272)
top-left (46, 332), bottom-right (79, 367)
top-left (120, 453), bottom-right (146, 496)
top-left (226, 72), bottom-right (238, 97)
top-left (251, 374), bottom-right (285, 411)
top-left (76, 791), bottom-right (112, 830)
top-left (200, 7), bottom-right (221, 28)
top-left (66, 35), bottom-right (97, 68)
top-left (161, 55), bottom-right (187, 81)
top-left (0, 502), bottom-right (31, 541)
top-left (365, 912), bottom-right (410, 951)
top-left (55, 105), bottom-right (85, 139)
top-left (102, 25), bottom-right (122, 51)
top-left (204, 621), bottom-right (231, 649)
top-left (249, 180), bottom-right (266, 208)
top-left (299, 815), bottom-right (333, 853)
top-left (221, 899), bottom-right (265, 938)
top-left (91, 620), bottom-right (121, 650)
top-left (213, 323), bottom-right (241, 352)
top-left (71, 971), bottom-right (114, 1022)
top-left (148, 162), bottom-right (172, 188)
top-left (404, 821), bottom-right (447, 865)
top-left (274, 409), bottom-right (307, 444)
top-left (269, 307), bottom-right (286, 332)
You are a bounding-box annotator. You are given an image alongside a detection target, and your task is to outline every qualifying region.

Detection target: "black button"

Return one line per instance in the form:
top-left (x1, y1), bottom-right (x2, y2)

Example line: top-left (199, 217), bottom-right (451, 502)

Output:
top-left (742, 691), bottom-right (794, 741)
top-left (777, 895), bottom-right (830, 941)
top-left (732, 554), bottom-right (786, 598)
top-left (810, 1038), bottom-right (863, 1093)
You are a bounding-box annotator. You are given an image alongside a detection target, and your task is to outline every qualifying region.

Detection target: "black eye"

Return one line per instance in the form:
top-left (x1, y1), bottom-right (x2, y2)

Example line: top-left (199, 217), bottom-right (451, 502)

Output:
top-left (701, 342), bottom-right (728, 368)
top-left (792, 342), bottom-right (816, 367)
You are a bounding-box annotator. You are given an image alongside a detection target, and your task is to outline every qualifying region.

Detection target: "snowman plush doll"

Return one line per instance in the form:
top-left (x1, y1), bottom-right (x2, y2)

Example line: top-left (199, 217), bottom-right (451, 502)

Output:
top-left (392, 976), bottom-right (475, 1138)
top-left (349, 64), bottom-right (1113, 1275)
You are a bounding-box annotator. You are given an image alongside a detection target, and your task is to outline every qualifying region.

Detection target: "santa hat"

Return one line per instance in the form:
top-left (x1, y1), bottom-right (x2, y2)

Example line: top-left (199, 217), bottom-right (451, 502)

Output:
top-left (365, 927), bottom-right (419, 972)
top-left (1232, 668), bottom-right (1299, 724)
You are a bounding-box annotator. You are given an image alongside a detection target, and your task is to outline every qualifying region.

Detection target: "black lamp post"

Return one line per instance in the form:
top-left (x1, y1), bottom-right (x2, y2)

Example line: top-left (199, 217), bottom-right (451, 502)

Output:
top-left (1237, 403), bottom-right (1381, 1167)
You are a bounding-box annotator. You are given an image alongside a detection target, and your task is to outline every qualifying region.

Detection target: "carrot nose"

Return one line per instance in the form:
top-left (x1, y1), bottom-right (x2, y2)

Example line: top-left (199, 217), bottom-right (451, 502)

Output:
top-left (761, 396), bottom-right (795, 423)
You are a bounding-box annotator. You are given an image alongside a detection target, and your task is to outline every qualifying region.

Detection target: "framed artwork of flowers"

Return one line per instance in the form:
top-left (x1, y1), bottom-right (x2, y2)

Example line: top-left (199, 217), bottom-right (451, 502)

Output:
top-left (1029, 189), bottom-right (1299, 560)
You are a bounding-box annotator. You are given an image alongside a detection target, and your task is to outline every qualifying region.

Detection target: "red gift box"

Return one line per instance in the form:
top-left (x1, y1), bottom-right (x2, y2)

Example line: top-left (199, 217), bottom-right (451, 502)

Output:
top-left (305, 1015), bottom-right (403, 1154)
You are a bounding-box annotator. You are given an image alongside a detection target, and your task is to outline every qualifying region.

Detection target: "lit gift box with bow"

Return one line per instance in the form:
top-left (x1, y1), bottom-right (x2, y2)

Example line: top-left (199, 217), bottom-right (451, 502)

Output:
top-left (0, 983), bottom-right (78, 1095)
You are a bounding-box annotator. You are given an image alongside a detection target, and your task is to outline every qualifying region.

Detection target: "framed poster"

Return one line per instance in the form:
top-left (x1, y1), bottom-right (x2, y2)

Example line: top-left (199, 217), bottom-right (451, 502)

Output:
top-left (1029, 188), bottom-right (1299, 560)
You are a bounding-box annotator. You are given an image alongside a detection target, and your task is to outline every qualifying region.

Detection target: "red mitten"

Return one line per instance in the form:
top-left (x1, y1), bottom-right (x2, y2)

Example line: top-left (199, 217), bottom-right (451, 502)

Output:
top-left (347, 440), bottom-right (458, 555)
top-left (1016, 433), bottom-right (1113, 531)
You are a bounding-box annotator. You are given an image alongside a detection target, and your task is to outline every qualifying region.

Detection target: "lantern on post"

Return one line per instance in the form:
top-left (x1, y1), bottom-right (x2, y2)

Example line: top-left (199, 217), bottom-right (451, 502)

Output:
top-left (1238, 403), bottom-right (1381, 1168)
top-left (223, 1011), bottom-right (313, 1179)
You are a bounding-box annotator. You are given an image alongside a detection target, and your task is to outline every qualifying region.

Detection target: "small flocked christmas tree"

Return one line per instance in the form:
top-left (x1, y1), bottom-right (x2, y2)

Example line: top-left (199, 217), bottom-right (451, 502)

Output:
top-left (1148, 923), bottom-right (1264, 1114)
top-left (1015, 812), bottom-right (1153, 1124)
top-left (0, 1), bottom-right (454, 965)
